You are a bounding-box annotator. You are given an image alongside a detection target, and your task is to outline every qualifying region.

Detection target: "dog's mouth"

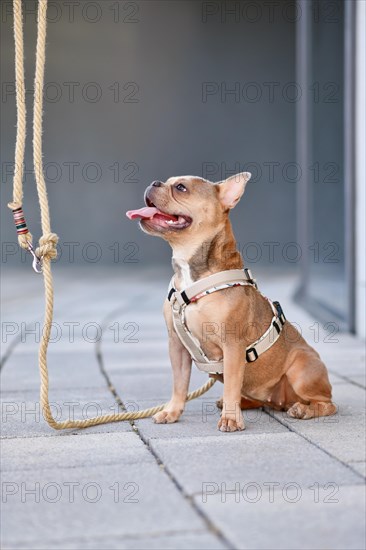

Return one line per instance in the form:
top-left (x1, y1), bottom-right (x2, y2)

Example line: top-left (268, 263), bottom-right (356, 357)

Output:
top-left (126, 198), bottom-right (192, 230)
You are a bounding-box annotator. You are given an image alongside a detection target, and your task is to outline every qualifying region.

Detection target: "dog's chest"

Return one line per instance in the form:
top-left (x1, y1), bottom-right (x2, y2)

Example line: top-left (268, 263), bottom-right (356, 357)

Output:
top-left (172, 258), bottom-right (194, 287)
top-left (183, 295), bottom-right (229, 360)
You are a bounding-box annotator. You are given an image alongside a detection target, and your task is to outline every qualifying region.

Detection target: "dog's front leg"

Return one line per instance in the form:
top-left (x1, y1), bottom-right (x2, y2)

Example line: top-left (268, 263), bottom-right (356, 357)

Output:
top-left (218, 346), bottom-right (245, 432)
top-left (153, 310), bottom-right (192, 424)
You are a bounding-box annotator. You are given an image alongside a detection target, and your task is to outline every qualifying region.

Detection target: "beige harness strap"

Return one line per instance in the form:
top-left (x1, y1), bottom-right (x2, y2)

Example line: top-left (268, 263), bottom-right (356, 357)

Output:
top-left (171, 298), bottom-right (221, 369)
top-left (171, 269), bottom-right (256, 307)
top-left (168, 269), bottom-right (286, 374)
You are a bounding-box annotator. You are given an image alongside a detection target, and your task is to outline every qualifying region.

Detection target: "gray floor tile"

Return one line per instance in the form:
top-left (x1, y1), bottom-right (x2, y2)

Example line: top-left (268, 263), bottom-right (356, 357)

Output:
top-left (346, 374), bottom-right (366, 388)
top-left (1, 351), bottom-right (105, 392)
top-left (110, 369), bottom-right (218, 403)
top-left (6, 532), bottom-right (226, 550)
top-left (150, 432), bottom-right (362, 496)
top-left (271, 383), bottom-right (366, 463)
top-left (348, 462), bottom-right (366, 478)
top-left (194, 485), bottom-right (366, 550)
top-left (1, 432), bottom-right (151, 472)
top-left (134, 397), bottom-right (287, 439)
top-left (1, 388), bottom-right (132, 438)
top-left (1, 463), bottom-right (206, 547)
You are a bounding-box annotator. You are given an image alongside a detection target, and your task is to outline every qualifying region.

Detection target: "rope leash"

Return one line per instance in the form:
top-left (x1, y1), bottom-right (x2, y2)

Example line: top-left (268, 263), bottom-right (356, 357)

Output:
top-left (8, 0), bottom-right (215, 430)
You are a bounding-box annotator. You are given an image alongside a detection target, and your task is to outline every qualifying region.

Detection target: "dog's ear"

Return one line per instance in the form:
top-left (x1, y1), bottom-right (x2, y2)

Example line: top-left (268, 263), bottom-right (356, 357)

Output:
top-left (217, 172), bottom-right (251, 209)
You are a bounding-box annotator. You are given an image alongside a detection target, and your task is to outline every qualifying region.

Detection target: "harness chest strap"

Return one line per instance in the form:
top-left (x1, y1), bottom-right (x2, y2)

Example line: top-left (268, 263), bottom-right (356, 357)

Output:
top-left (168, 268), bottom-right (286, 374)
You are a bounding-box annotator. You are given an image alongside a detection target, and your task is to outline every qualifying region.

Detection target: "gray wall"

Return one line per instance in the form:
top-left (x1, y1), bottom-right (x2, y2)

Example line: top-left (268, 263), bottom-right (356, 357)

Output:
top-left (1, 0), bottom-right (296, 269)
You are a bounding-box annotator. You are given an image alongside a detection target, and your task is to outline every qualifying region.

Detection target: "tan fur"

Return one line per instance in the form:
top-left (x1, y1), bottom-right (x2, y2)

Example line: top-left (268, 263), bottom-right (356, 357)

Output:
top-left (139, 174), bottom-right (337, 432)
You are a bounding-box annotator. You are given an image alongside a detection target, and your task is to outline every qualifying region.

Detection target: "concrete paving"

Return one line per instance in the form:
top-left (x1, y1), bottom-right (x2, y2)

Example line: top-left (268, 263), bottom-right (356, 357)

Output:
top-left (1, 266), bottom-right (365, 550)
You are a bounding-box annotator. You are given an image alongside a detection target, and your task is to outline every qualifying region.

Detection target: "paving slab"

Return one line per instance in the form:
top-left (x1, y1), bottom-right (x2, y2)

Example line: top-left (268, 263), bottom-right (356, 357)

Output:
top-left (109, 369), bottom-right (220, 403)
top-left (1, 432), bottom-right (151, 471)
top-left (1, 462), bottom-right (207, 548)
top-left (271, 383), bottom-right (366, 464)
top-left (102, 347), bottom-right (171, 370)
top-left (326, 360), bottom-right (366, 378)
top-left (328, 371), bottom-right (351, 385)
top-left (1, 351), bottom-right (106, 392)
top-left (194, 485), bottom-right (366, 550)
top-left (9, 531), bottom-right (226, 550)
top-left (1, 388), bottom-right (132, 438)
top-left (149, 432), bottom-right (362, 497)
top-left (349, 462), bottom-right (366, 478)
top-left (134, 397), bottom-right (287, 440)
top-left (347, 374), bottom-right (366, 388)
top-left (327, 357), bottom-right (366, 378)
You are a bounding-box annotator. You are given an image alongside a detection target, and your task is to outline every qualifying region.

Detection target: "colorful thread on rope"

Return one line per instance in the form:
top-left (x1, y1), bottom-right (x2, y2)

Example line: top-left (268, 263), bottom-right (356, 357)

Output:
top-left (11, 206), bottom-right (29, 236)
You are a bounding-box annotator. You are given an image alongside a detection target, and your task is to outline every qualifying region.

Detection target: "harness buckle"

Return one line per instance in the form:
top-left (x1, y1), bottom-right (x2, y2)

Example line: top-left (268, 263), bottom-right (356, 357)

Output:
top-left (246, 347), bottom-right (259, 362)
top-left (167, 287), bottom-right (176, 302)
top-left (244, 268), bottom-right (258, 289)
top-left (168, 287), bottom-right (190, 308)
top-left (273, 301), bottom-right (286, 325)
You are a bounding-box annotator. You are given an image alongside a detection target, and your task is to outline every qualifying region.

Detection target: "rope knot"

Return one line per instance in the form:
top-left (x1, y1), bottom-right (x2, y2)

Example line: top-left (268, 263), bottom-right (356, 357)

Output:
top-left (8, 201), bottom-right (22, 211)
top-left (36, 232), bottom-right (59, 260)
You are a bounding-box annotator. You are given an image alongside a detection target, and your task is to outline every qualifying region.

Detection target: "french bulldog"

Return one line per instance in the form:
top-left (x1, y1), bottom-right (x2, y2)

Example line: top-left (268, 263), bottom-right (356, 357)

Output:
top-left (126, 173), bottom-right (336, 432)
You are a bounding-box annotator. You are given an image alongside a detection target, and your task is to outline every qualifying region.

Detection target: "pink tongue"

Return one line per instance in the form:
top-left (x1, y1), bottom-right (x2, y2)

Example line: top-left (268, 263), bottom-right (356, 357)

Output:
top-left (126, 207), bottom-right (159, 220)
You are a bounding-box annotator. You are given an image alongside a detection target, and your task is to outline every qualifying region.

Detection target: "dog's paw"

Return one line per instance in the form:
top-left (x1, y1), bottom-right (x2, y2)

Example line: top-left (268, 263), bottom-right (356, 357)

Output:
top-left (152, 409), bottom-right (182, 424)
top-left (287, 402), bottom-right (309, 419)
top-left (217, 414), bottom-right (245, 432)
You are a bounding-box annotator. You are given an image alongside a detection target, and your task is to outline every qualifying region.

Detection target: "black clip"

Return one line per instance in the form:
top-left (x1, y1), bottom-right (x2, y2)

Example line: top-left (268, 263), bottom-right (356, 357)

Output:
top-left (273, 301), bottom-right (286, 325)
top-left (167, 287), bottom-right (176, 301)
top-left (181, 290), bottom-right (191, 305)
top-left (246, 347), bottom-right (259, 362)
top-left (244, 268), bottom-right (257, 289)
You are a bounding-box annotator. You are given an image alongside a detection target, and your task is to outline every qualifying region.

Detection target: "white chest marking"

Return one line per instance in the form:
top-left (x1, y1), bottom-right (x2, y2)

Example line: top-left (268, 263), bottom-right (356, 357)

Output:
top-left (174, 258), bottom-right (194, 288)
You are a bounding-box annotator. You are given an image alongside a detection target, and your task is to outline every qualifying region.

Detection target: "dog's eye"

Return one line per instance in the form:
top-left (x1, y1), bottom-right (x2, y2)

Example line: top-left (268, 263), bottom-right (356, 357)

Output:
top-left (176, 183), bottom-right (187, 192)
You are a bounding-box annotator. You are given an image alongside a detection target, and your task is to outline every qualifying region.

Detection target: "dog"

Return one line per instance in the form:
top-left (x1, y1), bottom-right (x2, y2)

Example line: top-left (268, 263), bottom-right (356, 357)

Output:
top-left (126, 172), bottom-right (336, 432)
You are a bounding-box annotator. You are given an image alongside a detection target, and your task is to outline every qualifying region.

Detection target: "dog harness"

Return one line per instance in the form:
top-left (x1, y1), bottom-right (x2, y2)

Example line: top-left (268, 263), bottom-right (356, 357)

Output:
top-left (167, 268), bottom-right (286, 374)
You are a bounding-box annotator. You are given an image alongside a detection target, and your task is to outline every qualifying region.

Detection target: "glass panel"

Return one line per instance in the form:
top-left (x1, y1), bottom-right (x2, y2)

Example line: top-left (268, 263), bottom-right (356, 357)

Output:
top-left (307, 0), bottom-right (346, 321)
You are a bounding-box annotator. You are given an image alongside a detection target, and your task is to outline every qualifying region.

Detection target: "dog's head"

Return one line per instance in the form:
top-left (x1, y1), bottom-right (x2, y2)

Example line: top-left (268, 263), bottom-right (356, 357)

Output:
top-left (126, 172), bottom-right (251, 245)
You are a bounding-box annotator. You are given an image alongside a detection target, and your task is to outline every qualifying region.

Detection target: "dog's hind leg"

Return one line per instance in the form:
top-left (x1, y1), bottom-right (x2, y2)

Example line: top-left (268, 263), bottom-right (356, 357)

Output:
top-left (287, 400), bottom-right (337, 419)
top-left (285, 351), bottom-right (337, 419)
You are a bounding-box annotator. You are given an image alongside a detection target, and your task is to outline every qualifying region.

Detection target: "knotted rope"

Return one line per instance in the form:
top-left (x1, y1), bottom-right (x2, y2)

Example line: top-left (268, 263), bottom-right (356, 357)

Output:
top-left (9, 0), bottom-right (215, 430)
top-left (8, 0), bottom-right (30, 250)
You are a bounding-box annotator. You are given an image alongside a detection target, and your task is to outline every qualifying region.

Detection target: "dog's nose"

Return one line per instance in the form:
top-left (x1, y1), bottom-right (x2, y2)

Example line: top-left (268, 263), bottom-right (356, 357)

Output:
top-left (152, 180), bottom-right (163, 187)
